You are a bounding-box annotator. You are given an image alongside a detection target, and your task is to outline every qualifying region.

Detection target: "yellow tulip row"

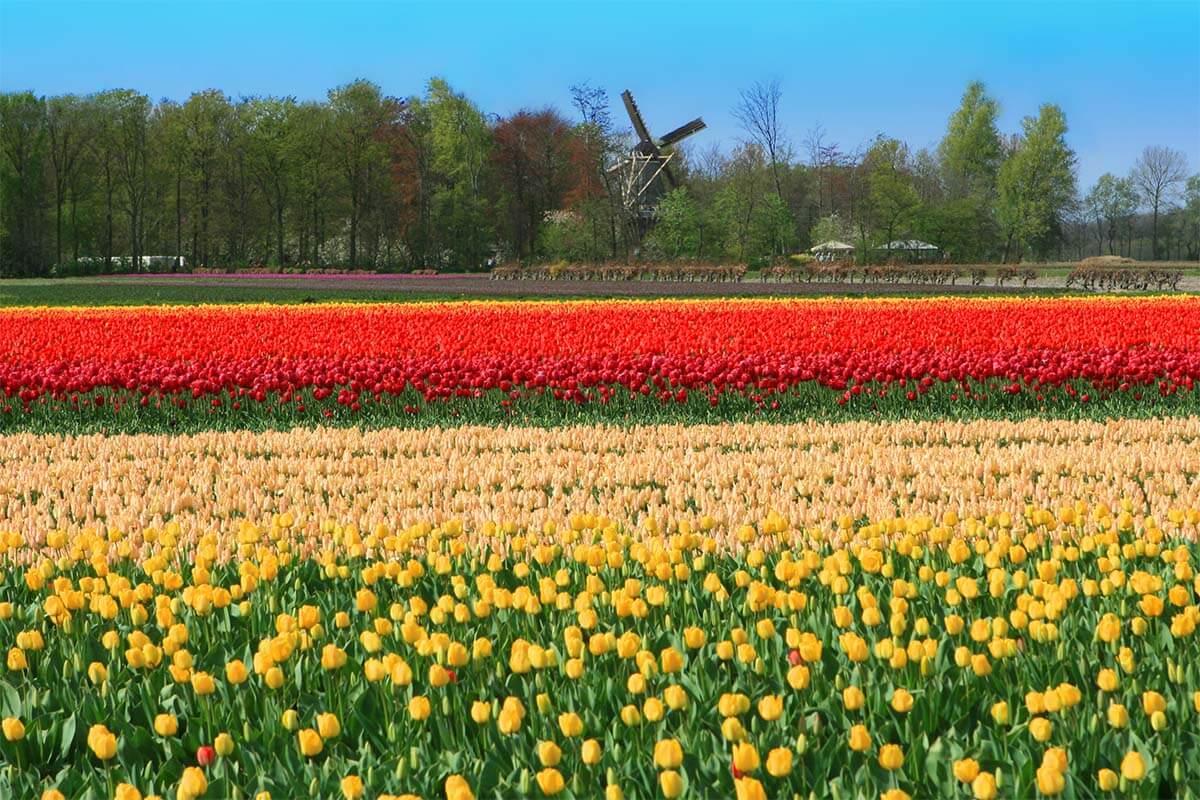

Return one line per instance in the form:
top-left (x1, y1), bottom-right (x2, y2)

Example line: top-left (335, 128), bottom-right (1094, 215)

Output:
top-left (5, 509), bottom-right (1200, 799)
top-left (1, 417), bottom-right (1198, 562)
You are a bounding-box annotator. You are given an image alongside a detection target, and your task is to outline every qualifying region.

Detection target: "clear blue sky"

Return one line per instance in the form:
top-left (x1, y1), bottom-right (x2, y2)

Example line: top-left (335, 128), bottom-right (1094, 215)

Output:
top-left (2, 0), bottom-right (1197, 187)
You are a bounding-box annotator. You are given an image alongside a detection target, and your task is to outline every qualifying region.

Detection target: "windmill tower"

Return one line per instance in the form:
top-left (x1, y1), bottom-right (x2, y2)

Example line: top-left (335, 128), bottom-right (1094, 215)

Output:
top-left (609, 90), bottom-right (706, 222)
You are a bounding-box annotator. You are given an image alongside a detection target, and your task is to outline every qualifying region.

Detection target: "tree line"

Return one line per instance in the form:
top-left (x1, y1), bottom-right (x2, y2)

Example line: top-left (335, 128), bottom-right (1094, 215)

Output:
top-left (1, 78), bottom-right (1197, 276)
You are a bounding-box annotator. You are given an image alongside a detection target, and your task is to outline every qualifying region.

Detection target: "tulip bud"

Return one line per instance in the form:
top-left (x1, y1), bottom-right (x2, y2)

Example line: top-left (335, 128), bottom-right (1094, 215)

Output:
top-left (795, 734), bottom-right (807, 754)
top-left (519, 768), bottom-right (531, 795)
top-left (308, 778), bottom-right (319, 796)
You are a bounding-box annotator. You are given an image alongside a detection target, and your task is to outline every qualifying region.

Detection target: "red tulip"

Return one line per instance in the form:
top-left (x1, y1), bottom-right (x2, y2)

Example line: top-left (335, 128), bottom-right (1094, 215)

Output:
top-left (196, 745), bottom-right (215, 766)
top-left (787, 649), bottom-right (802, 666)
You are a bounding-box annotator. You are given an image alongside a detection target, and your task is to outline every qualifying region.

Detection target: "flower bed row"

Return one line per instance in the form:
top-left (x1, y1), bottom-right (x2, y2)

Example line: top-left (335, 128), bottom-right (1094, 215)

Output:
top-left (0, 503), bottom-right (1196, 799)
top-left (0, 298), bottom-right (1197, 430)
top-left (0, 417), bottom-right (1198, 548)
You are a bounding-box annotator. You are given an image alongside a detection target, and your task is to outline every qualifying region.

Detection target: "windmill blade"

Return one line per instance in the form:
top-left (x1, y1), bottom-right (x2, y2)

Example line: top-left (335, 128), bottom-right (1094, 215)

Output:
top-left (621, 90), bottom-right (654, 147)
top-left (658, 117), bottom-right (706, 148)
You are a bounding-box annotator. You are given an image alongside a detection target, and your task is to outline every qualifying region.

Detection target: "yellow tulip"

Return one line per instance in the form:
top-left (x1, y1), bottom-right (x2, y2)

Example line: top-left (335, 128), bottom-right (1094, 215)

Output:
top-left (953, 758), bottom-right (979, 783)
top-left (2, 717), bottom-right (25, 741)
top-left (757, 695), bottom-right (783, 721)
top-left (340, 776), bottom-right (364, 799)
top-left (538, 740), bottom-right (561, 767)
top-left (848, 724), bottom-right (871, 752)
top-left (971, 771), bottom-right (997, 800)
top-left (153, 714), bottom-right (178, 737)
top-left (1036, 764), bottom-right (1064, 795)
top-left (189, 672), bottom-right (216, 696)
top-left (733, 776), bottom-right (766, 800)
top-left (409, 696), bottom-right (431, 721)
top-left (177, 766), bottom-right (207, 800)
top-left (445, 775), bottom-right (475, 800)
top-left (581, 738), bottom-right (602, 765)
top-left (225, 659), bottom-right (248, 684)
top-left (535, 767), bottom-right (564, 796)
top-left (732, 741), bottom-right (759, 773)
top-left (87, 724), bottom-right (117, 760)
top-left (1121, 751), bottom-right (1146, 781)
top-left (766, 747), bottom-right (793, 777)
top-left (878, 744), bottom-right (904, 771)
top-left (317, 712), bottom-right (341, 739)
top-left (297, 729), bottom-right (323, 757)
top-left (654, 738), bottom-right (683, 769)
top-left (113, 784), bottom-right (142, 800)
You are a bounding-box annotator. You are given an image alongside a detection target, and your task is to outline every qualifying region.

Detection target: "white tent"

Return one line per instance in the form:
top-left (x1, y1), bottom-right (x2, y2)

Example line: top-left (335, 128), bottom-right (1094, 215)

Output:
top-left (809, 241), bottom-right (856, 262)
top-left (809, 240), bottom-right (856, 253)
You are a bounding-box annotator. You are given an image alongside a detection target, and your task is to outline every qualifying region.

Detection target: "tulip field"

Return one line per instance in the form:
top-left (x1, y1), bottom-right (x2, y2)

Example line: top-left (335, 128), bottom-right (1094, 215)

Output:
top-left (1, 296), bottom-right (1199, 800)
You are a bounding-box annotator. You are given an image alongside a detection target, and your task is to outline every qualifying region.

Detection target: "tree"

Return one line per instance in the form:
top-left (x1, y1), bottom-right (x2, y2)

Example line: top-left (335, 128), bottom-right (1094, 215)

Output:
top-left (1181, 175), bottom-right (1200, 260)
top-left (45, 95), bottom-right (92, 267)
top-left (425, 78), bottom-right (492, 269)
top-left (491, 109), bottom-right (578, 258)
top-left (733, 79), bottom-right (790, 202)
top-left (1084, 174), bottom-right (1138, 256)
top-left (938, 81), bottom-right (1002, 200)
top-left (569, 82), bottom-right (626, 259)
top-left (863, 137), bottom-right (921, 247)
top-left (645, 187), bottom-right (702, 258)
top-left (329, 80), bottom-right (396, 266)
top-left (995, 104), bottom-right (1077, 261)
top-left (387, 96), bottom-right (434, 268)
top-left (106, 91), bottom-right (153, 272)
top-left (1130, 145), bottom-right (1189, 260)
top-left (810, 213), bottom-right (850, 246)
top-left (245, 96), bottom-right (296, 266)
top-left (934, 81), bottom-right (1002, 259)
top-left (181, 90), bottom-right (233, 267)
top-left (0, 92), bottom-right (47, 275)
top-left (290, 101), bottom-right (333, 266)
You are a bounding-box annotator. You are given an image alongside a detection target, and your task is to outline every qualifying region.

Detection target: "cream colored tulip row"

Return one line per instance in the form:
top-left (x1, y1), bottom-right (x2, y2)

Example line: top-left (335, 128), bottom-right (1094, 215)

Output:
top-left (1, 418), bottom-right (1197, 554)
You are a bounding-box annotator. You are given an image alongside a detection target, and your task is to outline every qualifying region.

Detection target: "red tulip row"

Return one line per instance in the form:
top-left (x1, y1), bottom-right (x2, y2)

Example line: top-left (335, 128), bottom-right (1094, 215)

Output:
top-left (1, 298), bottom-right (1197, 413)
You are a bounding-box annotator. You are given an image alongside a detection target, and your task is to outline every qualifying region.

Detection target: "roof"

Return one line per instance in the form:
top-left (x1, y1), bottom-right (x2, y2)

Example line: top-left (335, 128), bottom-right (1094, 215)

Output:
top-left (877, 239), bottom-right (939, 251)
top-left (809, 240), bottom-right (856, 252)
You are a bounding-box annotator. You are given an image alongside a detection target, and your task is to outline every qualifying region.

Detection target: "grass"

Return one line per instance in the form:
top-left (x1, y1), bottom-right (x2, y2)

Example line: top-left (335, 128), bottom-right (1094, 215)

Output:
top-left (0, 280), bottom-right (472, 307)
top-left (0, 276), bottom-right (1088, 307)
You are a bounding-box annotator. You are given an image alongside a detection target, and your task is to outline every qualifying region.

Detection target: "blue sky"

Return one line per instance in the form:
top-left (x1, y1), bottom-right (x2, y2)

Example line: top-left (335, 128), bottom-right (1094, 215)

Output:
top-left (2, 0), bottom-right (1197, 187)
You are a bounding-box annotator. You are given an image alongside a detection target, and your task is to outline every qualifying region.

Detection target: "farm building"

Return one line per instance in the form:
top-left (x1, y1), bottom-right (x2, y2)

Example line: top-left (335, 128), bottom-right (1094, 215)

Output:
top-left (875, 240), bottom-right (940, 262)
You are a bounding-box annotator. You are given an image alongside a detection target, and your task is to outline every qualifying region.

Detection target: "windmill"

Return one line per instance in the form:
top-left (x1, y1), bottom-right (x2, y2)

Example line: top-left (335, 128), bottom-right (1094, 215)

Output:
top-left (609, 90), bottom-right (706, 220)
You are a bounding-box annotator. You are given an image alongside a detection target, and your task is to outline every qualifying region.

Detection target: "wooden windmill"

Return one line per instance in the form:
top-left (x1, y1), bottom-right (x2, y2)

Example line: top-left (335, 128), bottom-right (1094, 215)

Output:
top-left (610, 90), bottom-right (706, 219)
